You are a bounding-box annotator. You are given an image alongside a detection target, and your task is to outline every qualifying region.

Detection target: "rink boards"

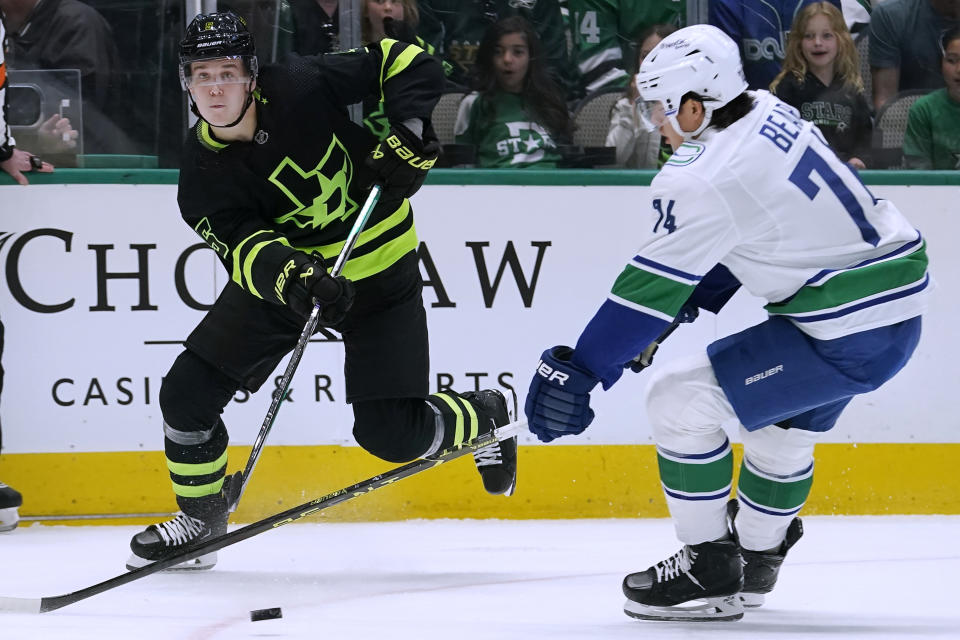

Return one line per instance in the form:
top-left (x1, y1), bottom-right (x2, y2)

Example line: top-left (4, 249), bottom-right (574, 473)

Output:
top-left (0, 170), bottom-right (957, 521)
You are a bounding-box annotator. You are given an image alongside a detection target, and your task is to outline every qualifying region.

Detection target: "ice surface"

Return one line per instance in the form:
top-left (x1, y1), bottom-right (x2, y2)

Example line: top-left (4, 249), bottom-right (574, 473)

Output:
top-left (1, 516), bottom-right (957, 639)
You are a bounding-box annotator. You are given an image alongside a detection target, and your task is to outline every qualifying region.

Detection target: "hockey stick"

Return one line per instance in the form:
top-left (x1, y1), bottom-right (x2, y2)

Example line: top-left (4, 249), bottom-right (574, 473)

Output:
top-left (626, 318), bottom-right (682, 373)
top-left (0, 417), bottom-right (527, 614)
top-left (226, 184), bottom-right (382, 513)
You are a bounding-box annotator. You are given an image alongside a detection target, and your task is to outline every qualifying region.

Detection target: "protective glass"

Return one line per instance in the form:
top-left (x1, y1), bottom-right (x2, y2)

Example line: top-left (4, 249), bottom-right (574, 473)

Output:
top-left (179, 56), bottom-right (257, 90)
top-left (635, 99), bottom-right (669, 133)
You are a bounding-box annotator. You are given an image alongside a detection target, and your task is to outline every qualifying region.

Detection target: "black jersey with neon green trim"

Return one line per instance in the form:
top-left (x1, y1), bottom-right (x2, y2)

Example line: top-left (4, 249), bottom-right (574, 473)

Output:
top-left (177, 39), bottom-right (443, 306)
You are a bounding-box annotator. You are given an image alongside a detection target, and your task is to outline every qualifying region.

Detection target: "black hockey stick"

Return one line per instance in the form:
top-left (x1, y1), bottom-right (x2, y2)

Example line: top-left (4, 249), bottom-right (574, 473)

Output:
top-left (0, 417), bottom-right (527, 614)
top-left (227, 184), bottom-right (382, 513)
top-left (626, 318), bottom-right (682, 373)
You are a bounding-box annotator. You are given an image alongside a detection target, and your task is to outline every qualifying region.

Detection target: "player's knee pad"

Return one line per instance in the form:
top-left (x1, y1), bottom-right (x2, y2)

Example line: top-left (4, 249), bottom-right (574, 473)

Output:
top-left (352, 398), bottom-right (432, 463)
top-left (159, 349), bottom-right (239, 433)
top-left (645, 351), bottom-right (736, 450)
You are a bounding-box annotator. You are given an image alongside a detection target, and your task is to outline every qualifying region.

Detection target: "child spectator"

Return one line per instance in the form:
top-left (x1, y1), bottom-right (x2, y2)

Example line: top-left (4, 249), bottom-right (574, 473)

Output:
top-left (903, 27), bottom-right (960, 169)
top-left (604, 23), bottom-right (677, 168)
top-left (454, 16), bottom-right (572, 168)
top-left (771, 1), bottom-right (872, 168)
top-left (418, 0), bottom-right (567, 89)
top-left (710, 0), bottom-right (841, 90)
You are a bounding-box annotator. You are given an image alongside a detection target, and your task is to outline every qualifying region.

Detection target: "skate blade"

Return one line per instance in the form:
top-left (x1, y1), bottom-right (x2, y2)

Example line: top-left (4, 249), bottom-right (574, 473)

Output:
top-left (739, 592), bottom-right (766, 608)
top-left (125, 551), bottom-right (218, 572)
top-left (0, 507), bottom-right (19, 533)
top-left (623, 595), bottom-right (744, 622)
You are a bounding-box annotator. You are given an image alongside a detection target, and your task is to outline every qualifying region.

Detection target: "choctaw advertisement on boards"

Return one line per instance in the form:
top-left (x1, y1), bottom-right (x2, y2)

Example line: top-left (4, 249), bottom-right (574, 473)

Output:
top-left (0, 183), bottom-right (953, 452)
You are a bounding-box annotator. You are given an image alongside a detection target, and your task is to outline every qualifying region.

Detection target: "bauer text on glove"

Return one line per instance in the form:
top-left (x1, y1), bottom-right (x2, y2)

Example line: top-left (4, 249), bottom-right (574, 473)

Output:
top-left (365, 122), bottom-right (440, 201)
top-left (525, 346), bottom-right (601, 443)
top-left (276, 253), bottom-right (355, 324)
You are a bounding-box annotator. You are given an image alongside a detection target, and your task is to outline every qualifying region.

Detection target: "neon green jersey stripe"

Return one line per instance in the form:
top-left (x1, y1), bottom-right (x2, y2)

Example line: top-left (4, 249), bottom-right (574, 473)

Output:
top-left (385, 43), bottom-right (421, 83)
top-left (340, 223), bottom-right (418, 281)
top-left (199, 121), bottom-right (228, 151)
top-left (166, 450), bottom-right (228, 477)
top-left (378, 39), bottom-right (396, 103)
top-left (610, 265), bottom-right (695, 317)
top-left (231, 230), bottom-right (272, 288)
top-left (172, 477), bottom-right (225, 499)
top-left (242, 236), bottom-right (293, 299)
top-left (302, 200), bottom-right (410, 259)
top-left (766, 245), bottom-right (928, 315)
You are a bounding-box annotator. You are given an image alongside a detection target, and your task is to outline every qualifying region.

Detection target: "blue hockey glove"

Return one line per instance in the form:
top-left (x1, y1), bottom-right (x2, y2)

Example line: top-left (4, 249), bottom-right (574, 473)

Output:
top-left (525, 346), bottom-right (600, 443)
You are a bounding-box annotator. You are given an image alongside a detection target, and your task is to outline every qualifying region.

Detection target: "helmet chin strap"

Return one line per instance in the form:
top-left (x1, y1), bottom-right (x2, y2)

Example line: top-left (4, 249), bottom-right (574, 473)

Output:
top-left (671, 104), bottom-right (715, 142)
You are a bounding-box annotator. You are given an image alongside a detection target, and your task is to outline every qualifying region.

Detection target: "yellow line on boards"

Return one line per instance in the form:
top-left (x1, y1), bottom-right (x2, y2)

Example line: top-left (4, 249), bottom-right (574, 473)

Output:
top-left (2, 443), bottom-right (958, 525)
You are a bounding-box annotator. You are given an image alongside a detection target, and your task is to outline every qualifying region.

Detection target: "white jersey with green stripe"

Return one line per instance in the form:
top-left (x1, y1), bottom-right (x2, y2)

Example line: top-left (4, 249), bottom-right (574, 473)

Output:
top-left (635, 90), bottom-right (928, 341)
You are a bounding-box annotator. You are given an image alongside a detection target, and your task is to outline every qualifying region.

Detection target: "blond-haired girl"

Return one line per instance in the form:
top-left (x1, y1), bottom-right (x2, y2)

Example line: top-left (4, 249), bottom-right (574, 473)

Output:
top-left (771, 2), bottom-right (872, 168)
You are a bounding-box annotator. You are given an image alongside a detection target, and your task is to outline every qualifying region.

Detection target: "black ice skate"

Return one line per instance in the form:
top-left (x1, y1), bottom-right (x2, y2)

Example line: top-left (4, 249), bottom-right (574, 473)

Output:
top-left (462, 390), bottom-right (517, 496)
top-left (727, 498), bottom-right (803, 607)
top-left (126, 482), bottom-right (231, 571)
top-left (0, 482), bottom-right (23, 533)
top-left (622, 539), bottom-right (745, 622)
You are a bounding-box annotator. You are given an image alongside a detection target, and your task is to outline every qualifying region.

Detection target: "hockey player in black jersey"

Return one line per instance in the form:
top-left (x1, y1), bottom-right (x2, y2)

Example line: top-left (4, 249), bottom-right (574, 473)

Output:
top-left (127, 11), bottom-right (517, 571)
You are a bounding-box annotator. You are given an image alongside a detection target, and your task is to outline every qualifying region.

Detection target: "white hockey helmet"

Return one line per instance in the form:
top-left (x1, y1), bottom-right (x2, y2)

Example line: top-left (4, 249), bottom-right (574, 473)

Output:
top-left (634, 24), bottom-right (747, 139)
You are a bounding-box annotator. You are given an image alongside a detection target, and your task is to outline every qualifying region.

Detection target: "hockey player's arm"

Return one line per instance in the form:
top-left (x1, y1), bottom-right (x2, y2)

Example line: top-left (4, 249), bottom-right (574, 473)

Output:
top-left (178, 179), bottom-right (308, 308)
top-left (312, 39), bottom-right (444, 123)
top-left (525, 178), bottom-right (739, 443)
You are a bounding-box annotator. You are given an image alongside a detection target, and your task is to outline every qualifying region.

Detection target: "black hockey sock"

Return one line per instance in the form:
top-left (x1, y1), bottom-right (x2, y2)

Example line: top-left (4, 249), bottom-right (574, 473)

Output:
top-left (164, 419), bottom-right (229, 519)
top-left (423, 392), bottom-right (492, 457)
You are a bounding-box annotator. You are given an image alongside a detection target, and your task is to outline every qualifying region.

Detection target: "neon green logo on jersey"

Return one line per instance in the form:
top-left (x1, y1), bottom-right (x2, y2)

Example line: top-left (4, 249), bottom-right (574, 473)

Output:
top-left (269, 136), bottom-right (358, 230)
top-left (194, 217), bottom-right (229, 258)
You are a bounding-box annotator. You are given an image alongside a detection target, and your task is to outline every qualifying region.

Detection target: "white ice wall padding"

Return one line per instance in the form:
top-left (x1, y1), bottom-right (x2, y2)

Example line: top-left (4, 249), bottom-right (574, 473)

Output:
top-left (0, 183), bottom-right (953, 452)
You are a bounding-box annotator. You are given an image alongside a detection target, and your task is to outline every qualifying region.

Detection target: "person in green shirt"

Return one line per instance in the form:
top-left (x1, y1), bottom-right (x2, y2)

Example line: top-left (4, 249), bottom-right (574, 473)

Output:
top-left (903, 27), bottom-right (960, 169)
top-left (566, 0), bottom-right (684, 100)
top-left (454, 15), bottom-right (572, 168)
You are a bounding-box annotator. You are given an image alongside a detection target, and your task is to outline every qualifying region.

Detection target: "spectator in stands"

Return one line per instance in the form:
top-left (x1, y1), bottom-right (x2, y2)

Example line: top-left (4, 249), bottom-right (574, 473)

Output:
top-left (289, 0), bottom-right (341, 55)
top-left (903, 27), bottom-right (960, 169)
top-left (566, 0), bottom-right (683, 100)
top-left (869, 0), bottom-right (960, 111)
top-left (605, 23), bottom-right (677, 169)
top-left (710, 0), bottom-right (841, 90)
top-left (772, 2), bottom-right (872, 168)
top-left (0, 0), bottom-right (133, 156)
top-left (842, 0), bottom-right (871, 40)
top-left (418, 0), bottom-right (567, 89)
top-left (455, 15), bottom-right (572, 168)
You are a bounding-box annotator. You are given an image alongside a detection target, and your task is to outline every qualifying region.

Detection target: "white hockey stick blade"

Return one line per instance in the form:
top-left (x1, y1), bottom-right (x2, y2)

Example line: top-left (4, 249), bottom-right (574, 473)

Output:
top-left (623, 594), bottom-right (744, 622)
top-left (0, 597), bottom-right (42, 614)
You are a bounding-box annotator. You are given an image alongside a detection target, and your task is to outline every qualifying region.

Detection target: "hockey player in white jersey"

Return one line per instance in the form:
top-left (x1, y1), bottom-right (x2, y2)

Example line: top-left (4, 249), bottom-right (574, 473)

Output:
top-left (524, 24), bottom-right (928, 622)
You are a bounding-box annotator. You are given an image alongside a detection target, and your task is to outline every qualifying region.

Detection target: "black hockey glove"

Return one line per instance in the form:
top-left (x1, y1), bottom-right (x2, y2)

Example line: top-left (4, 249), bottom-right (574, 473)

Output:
top-left (366, 122), bottom-right (440, 201)
top-left (278, 253), bottom-right (355, 325)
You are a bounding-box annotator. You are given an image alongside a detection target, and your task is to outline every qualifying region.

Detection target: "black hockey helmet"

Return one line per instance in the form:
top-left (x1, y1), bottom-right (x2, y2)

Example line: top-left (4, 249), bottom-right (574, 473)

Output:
top-left (179, 11), bottom-right (258, 91)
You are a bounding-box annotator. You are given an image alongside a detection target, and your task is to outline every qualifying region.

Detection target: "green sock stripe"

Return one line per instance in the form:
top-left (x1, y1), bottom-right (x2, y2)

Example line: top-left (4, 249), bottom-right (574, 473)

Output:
top-left (172, 477), bottom-right (225, 499)
top-left (431, 392), bottom-right (467, 446)
top-left (462, 396), bottom-right (479, 441)
top-left (166, 450), bottom-right (228, 477)
top-left (737, 461), bottom-right (814, 511)
top-left (658, 450), bottom-right (733, 495)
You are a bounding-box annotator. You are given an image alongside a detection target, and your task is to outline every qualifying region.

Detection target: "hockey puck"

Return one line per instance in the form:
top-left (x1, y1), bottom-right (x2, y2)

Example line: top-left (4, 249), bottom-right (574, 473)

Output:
top-left (250, 607), bottom-right (283, 621)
